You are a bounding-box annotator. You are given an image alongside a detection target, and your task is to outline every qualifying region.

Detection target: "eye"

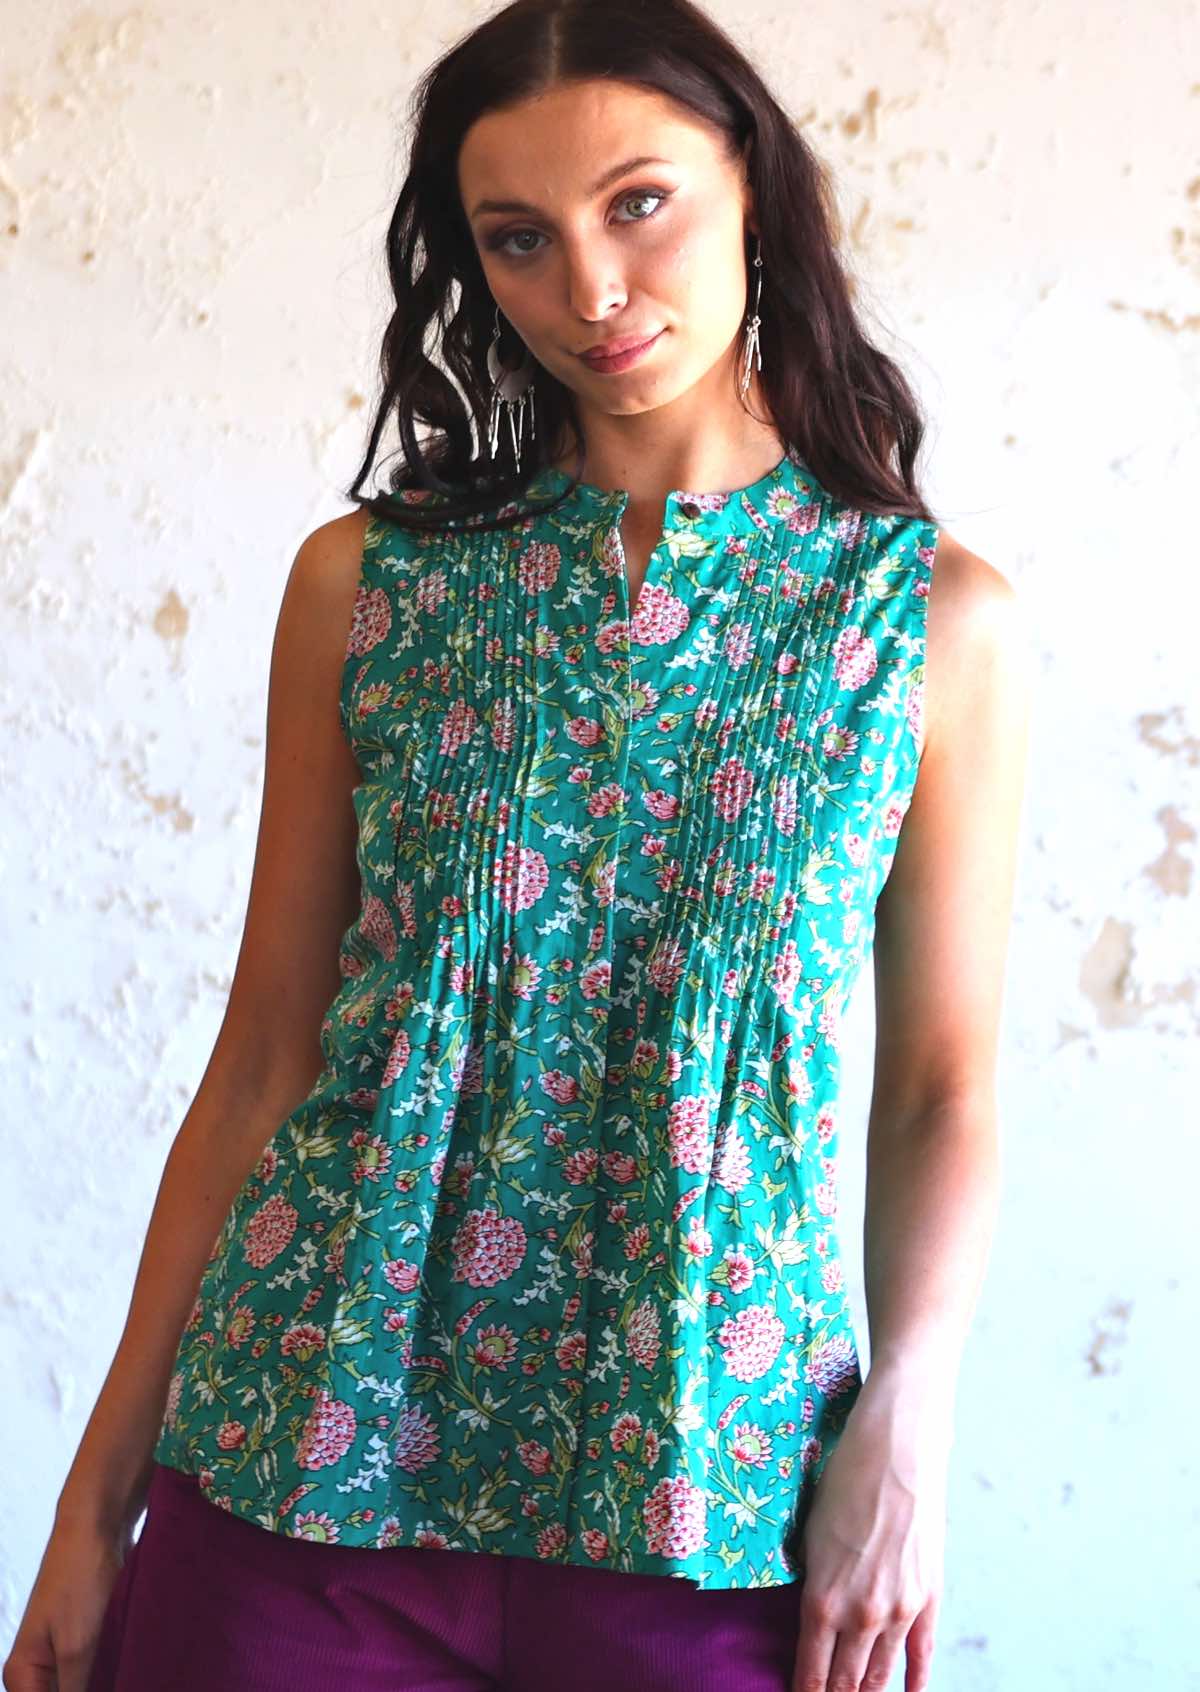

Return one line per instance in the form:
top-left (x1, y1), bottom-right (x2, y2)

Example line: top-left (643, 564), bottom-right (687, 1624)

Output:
top-left (486, 188), bottom-right (670, 259)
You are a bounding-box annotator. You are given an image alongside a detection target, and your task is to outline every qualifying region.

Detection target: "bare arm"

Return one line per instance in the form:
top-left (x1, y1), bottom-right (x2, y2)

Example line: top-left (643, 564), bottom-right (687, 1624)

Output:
top-left (54, 509), bottom-right (371, 1539)
top-left (856, 533), bottom-right (1033, 1427)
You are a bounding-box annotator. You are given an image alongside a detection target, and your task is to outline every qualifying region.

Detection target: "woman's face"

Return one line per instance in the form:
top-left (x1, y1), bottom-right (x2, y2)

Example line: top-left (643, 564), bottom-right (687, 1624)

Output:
top-left (457, 79), bottom-right (757, 430)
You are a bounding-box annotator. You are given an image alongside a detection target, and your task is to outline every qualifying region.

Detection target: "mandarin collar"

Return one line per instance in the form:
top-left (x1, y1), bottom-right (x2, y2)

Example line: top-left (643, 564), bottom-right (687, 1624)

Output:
top-left (523, 447), bottom-right (809, 527)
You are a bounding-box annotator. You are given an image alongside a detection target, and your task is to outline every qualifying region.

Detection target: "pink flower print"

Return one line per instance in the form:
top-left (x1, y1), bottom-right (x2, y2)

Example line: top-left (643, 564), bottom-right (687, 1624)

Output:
top-left (881, 795), bottom-right (909, 838)
top-left (242, 1192), bottom-right (299, 1269)
top-left (555, 1329), bottom-right (588, 1372)
top-left (721, 621), bottom-right (756, 671)
top-left (624, 1223), bottom-right (650, 1261)
top-left (822, 723), bottom-right (858, 760)
top-left (280, 1323), bottom-right (327, 1363)
top-left (595, 617), bottom-right (632, 654)
top-left (644, 788), bottom-right (680, 822)
top-left (833, 508), bottom-right (870, 548)
top-left (821, 1259), bottom-right (845, 1294)
top-left (393, 1403), bottom-right (442, 1474)
top-left (566, 716), bottom-right (605, 748)
top-left (728, 1421), bottom-right (774, 1469)
top-left (254, 1144), bottom-right (280, 1186)
top-left (517, 538), bottom-right (562, 593)
top-left (345, 583), bottom-right (391, 656)
top-left (785, 1058), bottom-right (813, 1105)
top-left (163, 1370), bottom-right (183, 1430)
top-left (716, 1303), bottom-right (785, 1383)
top-left (592, 856), bottom-right (617, 909)
top-left (216, 1419), bottom-right (246, 1451)
top-left (683, 1217), bottom-right (714, 1262)
top-left (711, 756), bottom-right (755, 822)
top-left (906, 677), bottom-right (925, 753)
top-left (224, 1306), bottom-right (255, 1351)
top-left (724, 1247), bottom-right (755, 1294)
top-left (383, 1257), bottom-right (421, 1294)
top-left (630, 582), bottom-right (690, 646)
top-left (630, 677), bottom-right (661, 719)
top-left (439, 697), bottom-right (479, 756)
top-left (470, 1323), bottom-right (518, 1371)
top-left (603, 1149), bottom-right (639, 1185)
top-left (517, 1440), bottom-right (554, 1476)
top-left (532, 625), bottom-right (562, 661)
top-left (643, 1473), bottom-right (708, 1559)
top-left (581, 1526), bottom-right (611, 1562)
top-left (832, 625), bottom-right (878, 691)
top-left (414, 569), bottom-right (448, 616)
top-left (349, 1129), bottom-right (392, 1185)
top-left (712, 1121), bottom-right (752, 1194)
top-left (492, 842), bottom-right (550, 913)
top-left (492, 695), bottom-right (517, 753)
top-left (563, 1146), bottom-right (600, 1185)
top-left (610, 1411), bottom-right (644, 1454)
top-left (393, 877), bottom-right (418, 939)
top-left (586, 781), bottom-right (627, 818)
top-left (772, 774), bottom-right (799, 838)
top-left (509, 952), bottom-right (543, 1000)
top-left (844, 828), bottom-right (869, 868)
top-left (295, 1389), bottom-right (357, 1470)
top-left (667, 1094), bottom-right (714, 1175)
top-left (815, 1180), bottom-right (839, 1217)
top-left (580, 958), bottom-right (612, 1000)
top-left (450, 1205), bottom-right (528, 1288)
top-left (292, 1509), bottom-right (342, 1545)
top-left (770, 939), bottom-right (804, 1013)
top-left (536, 1522), bottom-right (569, 1559)
top-left (625, 1296), bottom-right (662, 1369)
top-left (381, 1025), bottom-right (411, 1086)
top-left (805, 1332), bottom-right (861, 1399)
top-left (539, 1068), bottom-right (579, 1105)
top-left (776, 650), bottom-right (801, 676)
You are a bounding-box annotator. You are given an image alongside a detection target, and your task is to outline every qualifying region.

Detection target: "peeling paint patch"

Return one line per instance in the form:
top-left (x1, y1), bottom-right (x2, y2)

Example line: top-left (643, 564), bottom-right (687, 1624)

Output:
top-left (1078, 918), bottom-right (1141, 1029)
top-left (1135, 705), bottom-right (1199, 766)
top-left (1108, 299), bottom-right (1200, 334)
top-left (1085, 1298), bottom-right (1132, 1377)
top-left (1141, 804), bottom-right (1195, 898)
top-left (153, 588), bottom-right (189, 643)
top-left (119, 757), bottom-right (194, 833)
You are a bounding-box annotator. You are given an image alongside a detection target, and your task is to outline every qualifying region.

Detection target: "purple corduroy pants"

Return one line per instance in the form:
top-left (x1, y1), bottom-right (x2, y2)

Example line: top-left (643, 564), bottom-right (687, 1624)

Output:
top-left (85, 1461), bottom-right (803, 1691)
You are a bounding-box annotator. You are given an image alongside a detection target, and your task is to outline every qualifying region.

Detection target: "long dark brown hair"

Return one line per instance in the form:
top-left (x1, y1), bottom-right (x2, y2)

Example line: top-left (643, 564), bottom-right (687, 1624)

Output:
top-left (343, 0), bottom-right (940, 536)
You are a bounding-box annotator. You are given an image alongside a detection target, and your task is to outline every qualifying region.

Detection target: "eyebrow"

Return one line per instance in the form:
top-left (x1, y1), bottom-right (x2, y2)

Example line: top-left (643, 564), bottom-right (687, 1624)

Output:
top-left (468, 155), bottom-right (674, 220)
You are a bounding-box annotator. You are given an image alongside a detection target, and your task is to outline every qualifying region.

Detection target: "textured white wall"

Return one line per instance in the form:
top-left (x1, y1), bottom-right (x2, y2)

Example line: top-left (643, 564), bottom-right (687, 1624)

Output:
top-left (2, 1), bottom-right (1198, 1686)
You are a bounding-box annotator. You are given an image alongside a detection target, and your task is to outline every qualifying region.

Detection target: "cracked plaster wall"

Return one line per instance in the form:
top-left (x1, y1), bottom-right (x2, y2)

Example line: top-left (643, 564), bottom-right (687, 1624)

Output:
top-left (1, 2), bottom-right (1198, 1685)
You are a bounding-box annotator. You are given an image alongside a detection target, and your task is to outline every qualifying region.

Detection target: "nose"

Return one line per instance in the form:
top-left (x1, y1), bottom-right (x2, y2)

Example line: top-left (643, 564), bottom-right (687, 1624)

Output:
top-left (560, 238), bottom-right (629, 326)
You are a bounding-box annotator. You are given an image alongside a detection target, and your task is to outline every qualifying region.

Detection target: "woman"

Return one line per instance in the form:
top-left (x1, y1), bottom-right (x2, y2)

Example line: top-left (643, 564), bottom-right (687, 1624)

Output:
top-left (5, 2), bottom-right (1029, 1690)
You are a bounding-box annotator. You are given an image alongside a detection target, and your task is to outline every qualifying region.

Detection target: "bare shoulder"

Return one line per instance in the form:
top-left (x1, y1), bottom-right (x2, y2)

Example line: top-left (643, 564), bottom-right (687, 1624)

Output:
top-left (924, 527), bottom-right (1031, 760)
top-left (289, 506), bottom-right (374, 608)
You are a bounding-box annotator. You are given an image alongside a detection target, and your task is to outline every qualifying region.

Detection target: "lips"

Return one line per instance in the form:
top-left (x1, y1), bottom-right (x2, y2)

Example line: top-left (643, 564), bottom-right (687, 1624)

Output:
top-left (580, 331), bottom-right (660, 361)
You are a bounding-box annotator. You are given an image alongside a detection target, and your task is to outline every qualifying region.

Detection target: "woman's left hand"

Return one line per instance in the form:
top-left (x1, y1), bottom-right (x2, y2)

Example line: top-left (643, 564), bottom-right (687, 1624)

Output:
top-left (789, 1387), bottom-right (950, 1692)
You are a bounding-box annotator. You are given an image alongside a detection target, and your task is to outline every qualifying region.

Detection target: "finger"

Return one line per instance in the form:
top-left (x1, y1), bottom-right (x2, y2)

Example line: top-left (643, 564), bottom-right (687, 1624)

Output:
top-left (821, 1623), bottom-right (879, 1692)
top-left (904, 1593), bottom-right (941, 1692)
top-left (789, 1592), bottom-right (838, 1692)
top-left (2, 1651), bottom-right (57, 1692)
top-left (860, 1621), bottom-right (908, 1691)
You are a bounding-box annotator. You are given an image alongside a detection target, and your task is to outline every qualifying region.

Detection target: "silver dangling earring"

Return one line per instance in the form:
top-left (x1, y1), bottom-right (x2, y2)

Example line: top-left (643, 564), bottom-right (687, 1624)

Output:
top-left (486, 304), bottom-right (538, 472)
top-left (738, 234), bottom-right (763, 400)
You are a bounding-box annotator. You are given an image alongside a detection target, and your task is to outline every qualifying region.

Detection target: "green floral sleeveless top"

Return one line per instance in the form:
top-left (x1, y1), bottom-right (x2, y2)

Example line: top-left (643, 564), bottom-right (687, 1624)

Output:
top-left (153, 449), bottom-right (936, 1590)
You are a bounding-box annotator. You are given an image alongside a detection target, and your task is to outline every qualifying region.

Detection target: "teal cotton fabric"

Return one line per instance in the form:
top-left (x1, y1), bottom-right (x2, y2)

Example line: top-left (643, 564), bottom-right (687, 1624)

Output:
top-left (153, 450), bottom-right (937, 1590)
